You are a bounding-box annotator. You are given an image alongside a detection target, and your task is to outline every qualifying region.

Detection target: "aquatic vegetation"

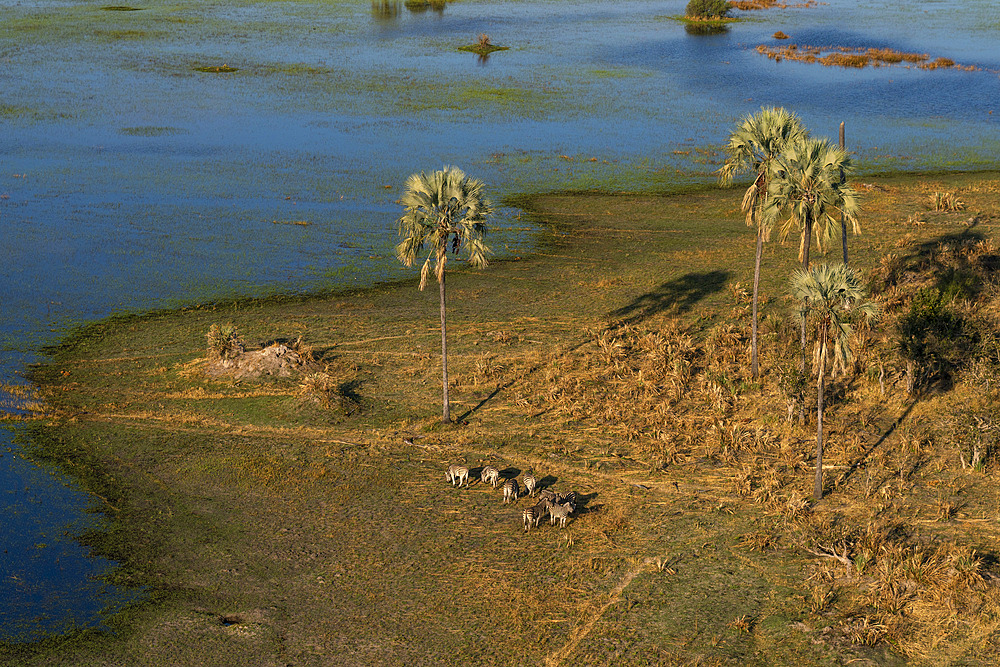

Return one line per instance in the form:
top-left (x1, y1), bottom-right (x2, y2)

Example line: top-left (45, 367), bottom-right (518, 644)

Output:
top-left (686, 0), bottom-right (730, 19)
top-left (756, 44), bottom-right (979, 71)
top-left (729, 0), bottom-right (818, 9)
top-left (403, 0), bottom-right (447, 13)
top-left (119, 126), bottom-right (184, 136)
top-left (194, 64), bottom-right (238, 73)
top-left (458, 34), bottom-right (509, 57)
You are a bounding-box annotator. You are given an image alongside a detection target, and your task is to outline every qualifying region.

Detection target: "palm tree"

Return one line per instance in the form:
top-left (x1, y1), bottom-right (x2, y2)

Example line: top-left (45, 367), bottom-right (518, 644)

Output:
top-left (396, 166), bottom-right (492, 423)
top-left (718, 107), bottom-right (808, 379)
top-left (790, 264), bottom-right (878, 500)
top-left (765, 137), bottom-right (860, 271)
top-left (765, 137), bottom-right (860, 369)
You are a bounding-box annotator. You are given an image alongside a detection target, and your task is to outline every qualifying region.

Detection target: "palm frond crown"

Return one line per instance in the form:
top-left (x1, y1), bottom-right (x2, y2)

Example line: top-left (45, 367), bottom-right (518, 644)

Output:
top-left (396, 166), bottom-right (492, 290)
top-left (765, 138), bottom-right (860, 260)
top-left (790, 263), bottom-right (879, 368)
top-left (718, 106), bottom-right (808, 233)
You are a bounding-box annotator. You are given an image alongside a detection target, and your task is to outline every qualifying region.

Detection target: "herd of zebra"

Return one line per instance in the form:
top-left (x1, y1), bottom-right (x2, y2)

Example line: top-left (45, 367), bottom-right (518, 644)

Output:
top-left (445, 464), bottom-right (578, 532)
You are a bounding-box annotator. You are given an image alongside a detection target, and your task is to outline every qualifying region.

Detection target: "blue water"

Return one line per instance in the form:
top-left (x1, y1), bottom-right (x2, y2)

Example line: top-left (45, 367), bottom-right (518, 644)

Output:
top-left (1, 0), bottom-right (998, 641)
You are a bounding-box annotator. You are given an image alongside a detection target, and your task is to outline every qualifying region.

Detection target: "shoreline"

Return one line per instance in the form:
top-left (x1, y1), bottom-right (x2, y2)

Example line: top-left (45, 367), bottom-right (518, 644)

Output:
top-left (8, 171), bottom-right (1000, 664)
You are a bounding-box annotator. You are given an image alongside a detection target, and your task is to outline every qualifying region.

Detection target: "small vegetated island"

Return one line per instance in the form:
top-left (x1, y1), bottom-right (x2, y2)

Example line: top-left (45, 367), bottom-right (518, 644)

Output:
top-left (458, 33), bottom-right (508, 57)
top-left (756, 44), bottom-right (979, 71)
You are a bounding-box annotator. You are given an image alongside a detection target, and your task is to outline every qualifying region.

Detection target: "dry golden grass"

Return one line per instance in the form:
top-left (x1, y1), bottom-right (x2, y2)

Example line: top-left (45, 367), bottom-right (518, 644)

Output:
top-left (23, 173), bottom-right (1000, 665)
top-left (755, 44), bottom-right (978, 71)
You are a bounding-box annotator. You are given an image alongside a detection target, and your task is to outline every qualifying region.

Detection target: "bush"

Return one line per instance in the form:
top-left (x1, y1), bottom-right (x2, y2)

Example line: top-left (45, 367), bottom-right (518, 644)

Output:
top-left (206, 323), bottom-right (245, 361)
top-left (686, 0), bottom-right (730, 19)
top-left (896, 288), bottom-right (971, 393)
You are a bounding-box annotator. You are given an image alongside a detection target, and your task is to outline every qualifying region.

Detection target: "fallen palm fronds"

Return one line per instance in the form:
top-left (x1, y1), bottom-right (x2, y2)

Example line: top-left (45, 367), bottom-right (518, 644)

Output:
top-left (755, 44), bottom-right (979, 71)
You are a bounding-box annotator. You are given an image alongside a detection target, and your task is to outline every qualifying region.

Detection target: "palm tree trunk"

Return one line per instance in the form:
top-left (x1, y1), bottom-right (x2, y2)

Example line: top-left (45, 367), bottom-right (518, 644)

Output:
top-left (814, 322), bottom-right (828, 501)
top-left (841, 218), bottom-right (849, 266)
top-left (840, 122), bottom-right (849, 266)
top-left (439, 268), bottom-right (450, 424)
top-left (751, 226), bottom-right (763, 379)
top-left (799, 215), bottom-right (813, 373)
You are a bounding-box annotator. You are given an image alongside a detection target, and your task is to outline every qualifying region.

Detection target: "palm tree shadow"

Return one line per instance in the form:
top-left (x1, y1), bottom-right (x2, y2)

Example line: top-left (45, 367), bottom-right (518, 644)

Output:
top-left (608, 270), bottom-right (731, 326)
top-left (834, 397), bottom-right (918, 491)
top-left (455, 381), bottom-right (511, 423)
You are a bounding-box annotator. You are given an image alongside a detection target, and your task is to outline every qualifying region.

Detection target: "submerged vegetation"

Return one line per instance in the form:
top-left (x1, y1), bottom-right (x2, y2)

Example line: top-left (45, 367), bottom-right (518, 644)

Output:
top-left (194, 64), bottom-right (238, 73)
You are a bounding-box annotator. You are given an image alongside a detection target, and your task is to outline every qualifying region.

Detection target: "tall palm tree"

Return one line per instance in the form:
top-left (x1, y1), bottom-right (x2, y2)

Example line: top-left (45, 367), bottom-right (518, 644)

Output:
top-left (765, 137), bottom-right (860, 369)
top-left (718, 107), bottom-right (807, 379)
top-left (396, 166), bottom-right (492, 424)
top-left (790, 264), bottom-right (878, 500)
top-left (765, 137), bottom-right (860, 271)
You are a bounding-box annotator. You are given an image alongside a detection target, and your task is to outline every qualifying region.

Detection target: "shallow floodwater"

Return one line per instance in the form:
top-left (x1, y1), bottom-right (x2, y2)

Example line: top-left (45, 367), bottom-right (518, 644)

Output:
top-left (1, 0), bottom-right (998, 641)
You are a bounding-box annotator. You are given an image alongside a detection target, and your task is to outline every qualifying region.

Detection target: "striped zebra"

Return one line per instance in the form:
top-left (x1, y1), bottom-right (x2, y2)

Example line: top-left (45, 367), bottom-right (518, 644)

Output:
top-left (549, 501), bottom-right (575, 528)
top-left (481, 465), bottom-right (500, 488)
top-left (522, 506), bottom-right (538, 532)
top-left (556, 490), bottom-right (577, 506)
top-left (502, 478), bottom-right (520, 504)
top-left (522, 499), bottom-right (553, 532)
top-left (446, 464), bottom-right (469, 488)
top-left (538, 488), bottom-right (557, 503)
top-left (522, 473), bottom-right (537, 498)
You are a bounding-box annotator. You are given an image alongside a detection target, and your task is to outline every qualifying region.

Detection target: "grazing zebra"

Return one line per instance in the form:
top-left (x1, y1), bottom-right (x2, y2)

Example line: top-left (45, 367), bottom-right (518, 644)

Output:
top-left (549, 501), bottom-right (575, 528)
top-left (522, 473), bottom-right (537, 497)
top-left (502, 478), bottom-right (520, 504)
top-left (522, 506), bottom-right (538, 532)
top-left (538, 488), bottom-right (557, 503)
top-left (481, 465), bottom-right (500, 488)
top-left (446, 464), bottom-right (469, 488)
top-left (534, 499), bottom-right (553, 525)
top-left (555, 490), bottom-right (577, 506)
top-left (522, 499), bottom-right (552, 531)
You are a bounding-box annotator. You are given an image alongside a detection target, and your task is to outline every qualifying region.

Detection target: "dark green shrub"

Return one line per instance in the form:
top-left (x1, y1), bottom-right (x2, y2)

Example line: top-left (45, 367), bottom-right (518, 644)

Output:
top-left (686, 0), bottom-right (730, 19)
top-left (896, 287), bottom-right (971, 393)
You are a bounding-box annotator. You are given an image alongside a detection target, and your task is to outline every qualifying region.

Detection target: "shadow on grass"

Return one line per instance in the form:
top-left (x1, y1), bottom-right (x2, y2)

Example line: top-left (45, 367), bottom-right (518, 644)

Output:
top-left (455, 382), bottom-right (511, 423)
top-left (834, 397), bottom-right (919, 492)
top-left (608, 270), bottom-right (731, 325)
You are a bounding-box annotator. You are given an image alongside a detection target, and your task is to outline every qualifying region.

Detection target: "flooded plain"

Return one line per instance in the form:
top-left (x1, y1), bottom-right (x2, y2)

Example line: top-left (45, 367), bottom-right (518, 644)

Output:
top-left (1, 0), bottom-right (998, 641)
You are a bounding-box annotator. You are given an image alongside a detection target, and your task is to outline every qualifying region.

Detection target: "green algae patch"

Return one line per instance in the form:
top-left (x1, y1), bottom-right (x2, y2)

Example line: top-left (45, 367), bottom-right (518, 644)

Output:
top-left (194, 64), bottom-right (238, 73)
top-left (458, 43), bottom-right (509, 56)
top-left (119, 126), bottom-right (185, 136)
top-left (586, 67), bottom-right (654, 79)
top-left (402, 0), bottom-right (447, 12)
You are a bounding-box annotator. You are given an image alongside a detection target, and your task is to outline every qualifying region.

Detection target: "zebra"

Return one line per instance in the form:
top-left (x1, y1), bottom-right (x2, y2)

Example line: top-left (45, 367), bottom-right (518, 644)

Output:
top-left (555, 490), bottom-right (576, 506)
top-left (446, 464), bottom-right (469, 488)
top-left (522, 473), bottom-right (537, 497)
top-left (502, 478), bottom-right (520, 504)
top-left (522, 499), bottom-right (552, 532)
top-left (538, 488), bottom-right (557, 503)
top-left (549, 501), bottom-right (575, 528)
top-left (522, 506), bottom-right (538, 532)
top-left (481, 465), bottom-right (500, 488)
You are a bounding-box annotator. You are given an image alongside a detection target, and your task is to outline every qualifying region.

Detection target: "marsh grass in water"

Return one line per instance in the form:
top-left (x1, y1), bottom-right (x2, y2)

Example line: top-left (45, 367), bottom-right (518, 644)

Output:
top-left (194, 64), bottom-right (238, 73)
top-left (756, 44), bottom-right (980, 71)
top-left (458, 33), bottom-right (509, 57)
